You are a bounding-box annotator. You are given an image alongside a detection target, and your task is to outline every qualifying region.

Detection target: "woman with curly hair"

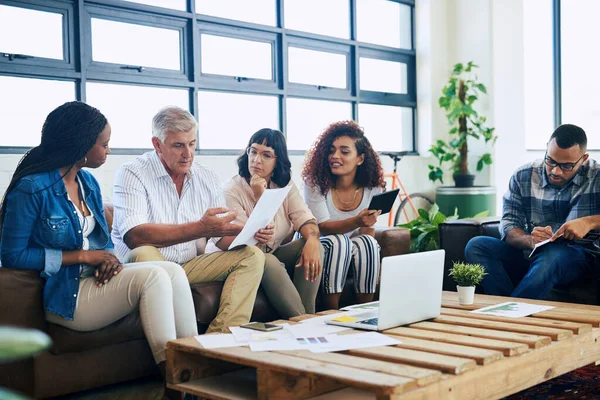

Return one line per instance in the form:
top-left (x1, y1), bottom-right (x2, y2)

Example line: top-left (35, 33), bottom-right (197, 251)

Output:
top-left (302, 120), bottom-right (386, 310)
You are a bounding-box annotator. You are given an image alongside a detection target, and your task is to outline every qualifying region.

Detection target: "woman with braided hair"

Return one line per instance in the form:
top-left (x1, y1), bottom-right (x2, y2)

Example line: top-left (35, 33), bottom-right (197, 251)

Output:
top-left (0, 101), bottom-right (197, 398)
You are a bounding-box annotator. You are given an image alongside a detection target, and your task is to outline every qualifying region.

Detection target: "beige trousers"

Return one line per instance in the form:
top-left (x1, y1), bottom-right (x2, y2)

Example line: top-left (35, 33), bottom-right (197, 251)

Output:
top-left (127, 246), bottom-right (264, 333)
top-left (46, 261), bottom-right (198, 363)
top-left (262, 238), bottom-right (324, 317)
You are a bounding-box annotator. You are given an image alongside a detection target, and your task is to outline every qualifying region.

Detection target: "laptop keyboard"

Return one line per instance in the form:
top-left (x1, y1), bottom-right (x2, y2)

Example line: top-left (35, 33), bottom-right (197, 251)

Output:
top-left (360, 317), bottom-right (379, 326)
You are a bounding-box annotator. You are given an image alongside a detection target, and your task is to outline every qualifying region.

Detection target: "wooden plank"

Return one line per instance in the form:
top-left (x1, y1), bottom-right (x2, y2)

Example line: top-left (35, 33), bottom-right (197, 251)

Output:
top-left (257, 368), bottom-right (346, 399)
top-left (168, 342), bottom-right (409, 395)
top-left (347, 346), bottom-right (477, 375)
top-left (441, 307), bottom-right (592, 334)
top-left (278, 350), bottom-right (441, 387)
top-left (388, 335), bottom-right (503, 365)
top-left (409, 321), bottom-right (552, 348)
top-left (384, 326), bottom-right (529, 357)
top-left (432, 315), bottom-right (573, 341)
top-left (396, 327), bottom-right (600, 400)
top-left (168, 368), bottom-right (256, 400)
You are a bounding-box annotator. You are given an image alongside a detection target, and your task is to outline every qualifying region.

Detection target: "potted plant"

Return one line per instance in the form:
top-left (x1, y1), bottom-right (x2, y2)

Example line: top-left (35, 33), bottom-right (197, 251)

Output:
top-left (449, 261), bottom-right (487, 305)
top-left (428, 62), bottom-right (497, 188)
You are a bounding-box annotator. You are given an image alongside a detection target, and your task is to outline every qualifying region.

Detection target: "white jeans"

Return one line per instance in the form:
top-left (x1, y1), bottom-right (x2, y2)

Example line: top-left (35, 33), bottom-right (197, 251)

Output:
top-left (46, 261), bottom-right (198, 363)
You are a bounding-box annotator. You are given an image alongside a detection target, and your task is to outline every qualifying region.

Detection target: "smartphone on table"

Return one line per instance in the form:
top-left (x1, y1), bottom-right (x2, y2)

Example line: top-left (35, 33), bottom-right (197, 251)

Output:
top-left (239, 322), bottom-right (283, 332)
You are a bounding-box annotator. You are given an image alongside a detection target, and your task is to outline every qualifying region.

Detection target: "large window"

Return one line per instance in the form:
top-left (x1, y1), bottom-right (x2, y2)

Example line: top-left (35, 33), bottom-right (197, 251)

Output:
top-left (0, 0), bottom-right (416, 154)
top-left (524, 0), bottom-right (600, 150)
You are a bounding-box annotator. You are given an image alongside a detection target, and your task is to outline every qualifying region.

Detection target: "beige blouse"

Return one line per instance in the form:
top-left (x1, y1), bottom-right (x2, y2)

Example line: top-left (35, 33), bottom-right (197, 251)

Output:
top-left (223, 175), bottom-right (315, 253)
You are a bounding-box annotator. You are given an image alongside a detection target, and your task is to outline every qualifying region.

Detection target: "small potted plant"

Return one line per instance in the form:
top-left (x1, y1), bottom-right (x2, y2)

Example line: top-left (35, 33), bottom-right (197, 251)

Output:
top-left (449, 261), bottom-right (487, 305)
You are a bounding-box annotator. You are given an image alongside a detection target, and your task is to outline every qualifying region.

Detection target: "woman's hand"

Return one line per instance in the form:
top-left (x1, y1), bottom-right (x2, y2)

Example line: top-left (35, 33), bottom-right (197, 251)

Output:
top-left (94, 260), bottom-right (123, 287)
top-left (81, 250), bottom-right (120, 267)
top-left (250, 174), bottom-right (268, 201)
top-left (296, 237), bottom-right (322, 282)
top-left (353, 208), bottom-right (381, 228)
top-left (254, 223), bottom-right (274, 244)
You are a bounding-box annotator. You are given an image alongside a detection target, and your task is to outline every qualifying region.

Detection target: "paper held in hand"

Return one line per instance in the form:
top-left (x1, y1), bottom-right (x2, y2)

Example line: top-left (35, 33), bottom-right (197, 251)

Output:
top-left (228, 186), bottom-right (292, 250)
top-left (529, 230), bottom-right (600, 257)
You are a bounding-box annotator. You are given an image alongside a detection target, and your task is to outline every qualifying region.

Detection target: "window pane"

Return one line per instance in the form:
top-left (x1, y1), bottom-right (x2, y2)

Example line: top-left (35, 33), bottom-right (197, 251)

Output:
top-left (91, 18), bottom-right (180, 70)
top-left (86, 82), bottom-right (189, 148)
top-left (561, 0), bottom-right (600, 149)
top-left (284, 0), bottom-right (349, 39)
top-left (360, 58), bottom-right (407, 94)
top-left (523, 0), bottom-right (554, 150)
top-left (196, 0), bottom-right (275, 26)
top-left (357, 0), bottom-right (411, 49)
top-left (0, 5), bottom-right (63, 60)
top-left (288, 47), bottom-right (346, 88)
top-left (0, 76), bottom-right (74, 147)
top-left (358, 104), bottom-right (412, 152)
top-left (201, 34), bottom-right (272, 80)
top-left (198, 91), bottom-right (279, 149)
top-left (123, 0), bottom-right (186, 11)
top-left (286, 98), bottom-right (352, 150)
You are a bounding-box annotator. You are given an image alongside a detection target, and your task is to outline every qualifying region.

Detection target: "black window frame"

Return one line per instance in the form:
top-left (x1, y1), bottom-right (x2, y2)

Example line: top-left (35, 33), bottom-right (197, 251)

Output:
top-left (0, 0), bottom-right (417, 156)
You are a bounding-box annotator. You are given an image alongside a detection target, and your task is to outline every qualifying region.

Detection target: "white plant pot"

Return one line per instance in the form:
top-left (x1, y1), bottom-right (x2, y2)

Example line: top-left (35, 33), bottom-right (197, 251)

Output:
top-left (457, 285), bottom-right (475, 305)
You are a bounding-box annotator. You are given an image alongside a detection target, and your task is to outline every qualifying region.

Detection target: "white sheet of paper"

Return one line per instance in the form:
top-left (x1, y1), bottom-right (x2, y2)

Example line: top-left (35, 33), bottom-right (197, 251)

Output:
top-left (310, 332), bottom-right (401, 353)
top-left (194, 334), bottom-right (244, 349)
top-left (529, 233), bottom-right (564, 257)
top-left (228, 186), bottom-right (292, 250)
top-left (229, 324), bottom-right (292, 343)
top-left (287, 323), bottom-right (349, 337)
top-left (298, 311), bottom-right (364, 326)
top-left (471, 301), bottom-right (555, 318)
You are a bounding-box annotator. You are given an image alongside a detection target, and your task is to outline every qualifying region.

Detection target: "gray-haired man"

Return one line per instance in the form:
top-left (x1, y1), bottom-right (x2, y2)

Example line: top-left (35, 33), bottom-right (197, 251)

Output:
top-left (111, 106), bottom-right (265, 333)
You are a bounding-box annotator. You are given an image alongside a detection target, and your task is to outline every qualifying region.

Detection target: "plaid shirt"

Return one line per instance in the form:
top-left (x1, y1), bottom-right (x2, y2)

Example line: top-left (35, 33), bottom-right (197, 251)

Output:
top-left (501, 158), bottom-right (600, 240)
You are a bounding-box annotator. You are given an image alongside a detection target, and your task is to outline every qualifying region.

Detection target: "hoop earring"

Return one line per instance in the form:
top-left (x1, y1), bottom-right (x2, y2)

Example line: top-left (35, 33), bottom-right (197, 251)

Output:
top-left (83, 156), bottom-right (88, 166)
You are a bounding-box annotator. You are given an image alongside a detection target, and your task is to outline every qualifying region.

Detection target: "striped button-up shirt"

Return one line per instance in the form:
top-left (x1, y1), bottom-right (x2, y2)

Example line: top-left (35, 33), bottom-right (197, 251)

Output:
top-left (111, 151), bottom-right (225, 263)
top-left (500, 158), bottom-right (600, 240)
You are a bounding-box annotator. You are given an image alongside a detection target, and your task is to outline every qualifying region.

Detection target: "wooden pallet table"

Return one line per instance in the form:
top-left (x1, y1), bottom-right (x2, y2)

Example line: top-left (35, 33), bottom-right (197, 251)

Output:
top-left (166, 292), bottom-right (600, 399)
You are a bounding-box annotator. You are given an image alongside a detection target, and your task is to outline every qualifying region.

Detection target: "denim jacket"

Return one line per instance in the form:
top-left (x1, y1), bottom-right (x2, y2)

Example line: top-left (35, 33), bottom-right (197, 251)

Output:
top-left (0, 169), bottom-right (113, 320)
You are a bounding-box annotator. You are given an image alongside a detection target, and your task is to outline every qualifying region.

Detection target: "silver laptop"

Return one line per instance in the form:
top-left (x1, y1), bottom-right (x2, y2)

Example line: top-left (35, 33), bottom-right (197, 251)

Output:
top-left (325, 250), bottom-right (445, 331)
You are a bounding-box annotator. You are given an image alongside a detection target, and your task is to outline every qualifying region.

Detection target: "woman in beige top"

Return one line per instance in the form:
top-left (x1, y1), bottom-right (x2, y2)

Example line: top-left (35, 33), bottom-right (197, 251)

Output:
top-left (221, 128), bottom-right (323, 317)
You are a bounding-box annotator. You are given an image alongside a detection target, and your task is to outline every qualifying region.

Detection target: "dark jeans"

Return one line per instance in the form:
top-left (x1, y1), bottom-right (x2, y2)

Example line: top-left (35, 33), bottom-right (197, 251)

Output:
top-left (464, 236), bottom-right (592, 299)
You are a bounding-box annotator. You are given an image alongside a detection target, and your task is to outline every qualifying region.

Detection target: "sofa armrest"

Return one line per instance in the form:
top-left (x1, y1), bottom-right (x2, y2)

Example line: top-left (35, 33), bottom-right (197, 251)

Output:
top-left (0, 268), bottom-right (47, 331)
top-left (439, 217), bottom-right (501, 290)
top-left (374, 226), bottom-right (410, 258)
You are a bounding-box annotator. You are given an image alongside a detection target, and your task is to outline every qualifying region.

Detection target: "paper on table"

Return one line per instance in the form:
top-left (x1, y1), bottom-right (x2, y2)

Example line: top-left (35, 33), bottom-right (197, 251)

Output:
top-left (287, 322), bottom-right (349, 337)
top-left (194, 334), bottom-right (244, 349)
top-left (298, 310), bottom-right (365, 326)
top-left (471, 301), bottom-right (554, 318)
top-left (228, 186), bottom-right (292, 250)
top-left (310, 332), bottom-right (401, 353)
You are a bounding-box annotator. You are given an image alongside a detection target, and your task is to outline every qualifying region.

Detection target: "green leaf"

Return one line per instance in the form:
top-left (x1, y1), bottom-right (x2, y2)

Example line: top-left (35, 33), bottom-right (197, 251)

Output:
top-left (432, 211), bottom-right (447, 226)
top-left (418, 208), bottom-right (430, 221)
top-left (449, 127), bottom-right (458, 134)
top-left (471, 210), bottom-right (490, 218)
top-left (0, 327), bottom-right (52, 363)
top-left (428, 203), bottom-right (440, 221)
top-left (0, 387), bottom-right (30, 400)
top-left (476, 83), bottom-right (487, 93)
top-left (449, 262), bottom-right (487, 286)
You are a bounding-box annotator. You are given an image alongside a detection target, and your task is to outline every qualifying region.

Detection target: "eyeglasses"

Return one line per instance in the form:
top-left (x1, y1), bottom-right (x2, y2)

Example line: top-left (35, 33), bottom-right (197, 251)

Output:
top-left (544, 152), bottom-right (585, 172)
top-left (247, 147), bottom-right (277, 162)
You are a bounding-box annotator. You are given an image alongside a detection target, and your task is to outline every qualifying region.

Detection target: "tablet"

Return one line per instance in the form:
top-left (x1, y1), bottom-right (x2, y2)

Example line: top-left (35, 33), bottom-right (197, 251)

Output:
top-left (368, 189), bottom-right (400, 215)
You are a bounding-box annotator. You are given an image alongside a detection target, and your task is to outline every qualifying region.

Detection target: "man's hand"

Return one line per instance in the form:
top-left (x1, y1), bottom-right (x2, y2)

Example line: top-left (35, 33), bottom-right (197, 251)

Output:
top-left (531, 225), bottom-right (553, 244)
top-left (552, 218), bottom-right (592, 241)
top-left (296, 237), bottom-right (322, 282)
top-left (250, 174), bottom-right (268, 201)
top-left (198, 207), bottom-right (243, 238)
top-left (353, 208), bottom-right (381, 228)
top-left (95, 260), bottom-right (123, 287)
top-left (254, 223), bottom-right (274, 244)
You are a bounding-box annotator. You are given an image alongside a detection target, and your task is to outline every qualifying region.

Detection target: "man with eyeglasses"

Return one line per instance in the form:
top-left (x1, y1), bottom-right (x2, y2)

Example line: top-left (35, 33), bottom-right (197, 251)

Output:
top-left (465, 124), bottom-right (600, 299)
